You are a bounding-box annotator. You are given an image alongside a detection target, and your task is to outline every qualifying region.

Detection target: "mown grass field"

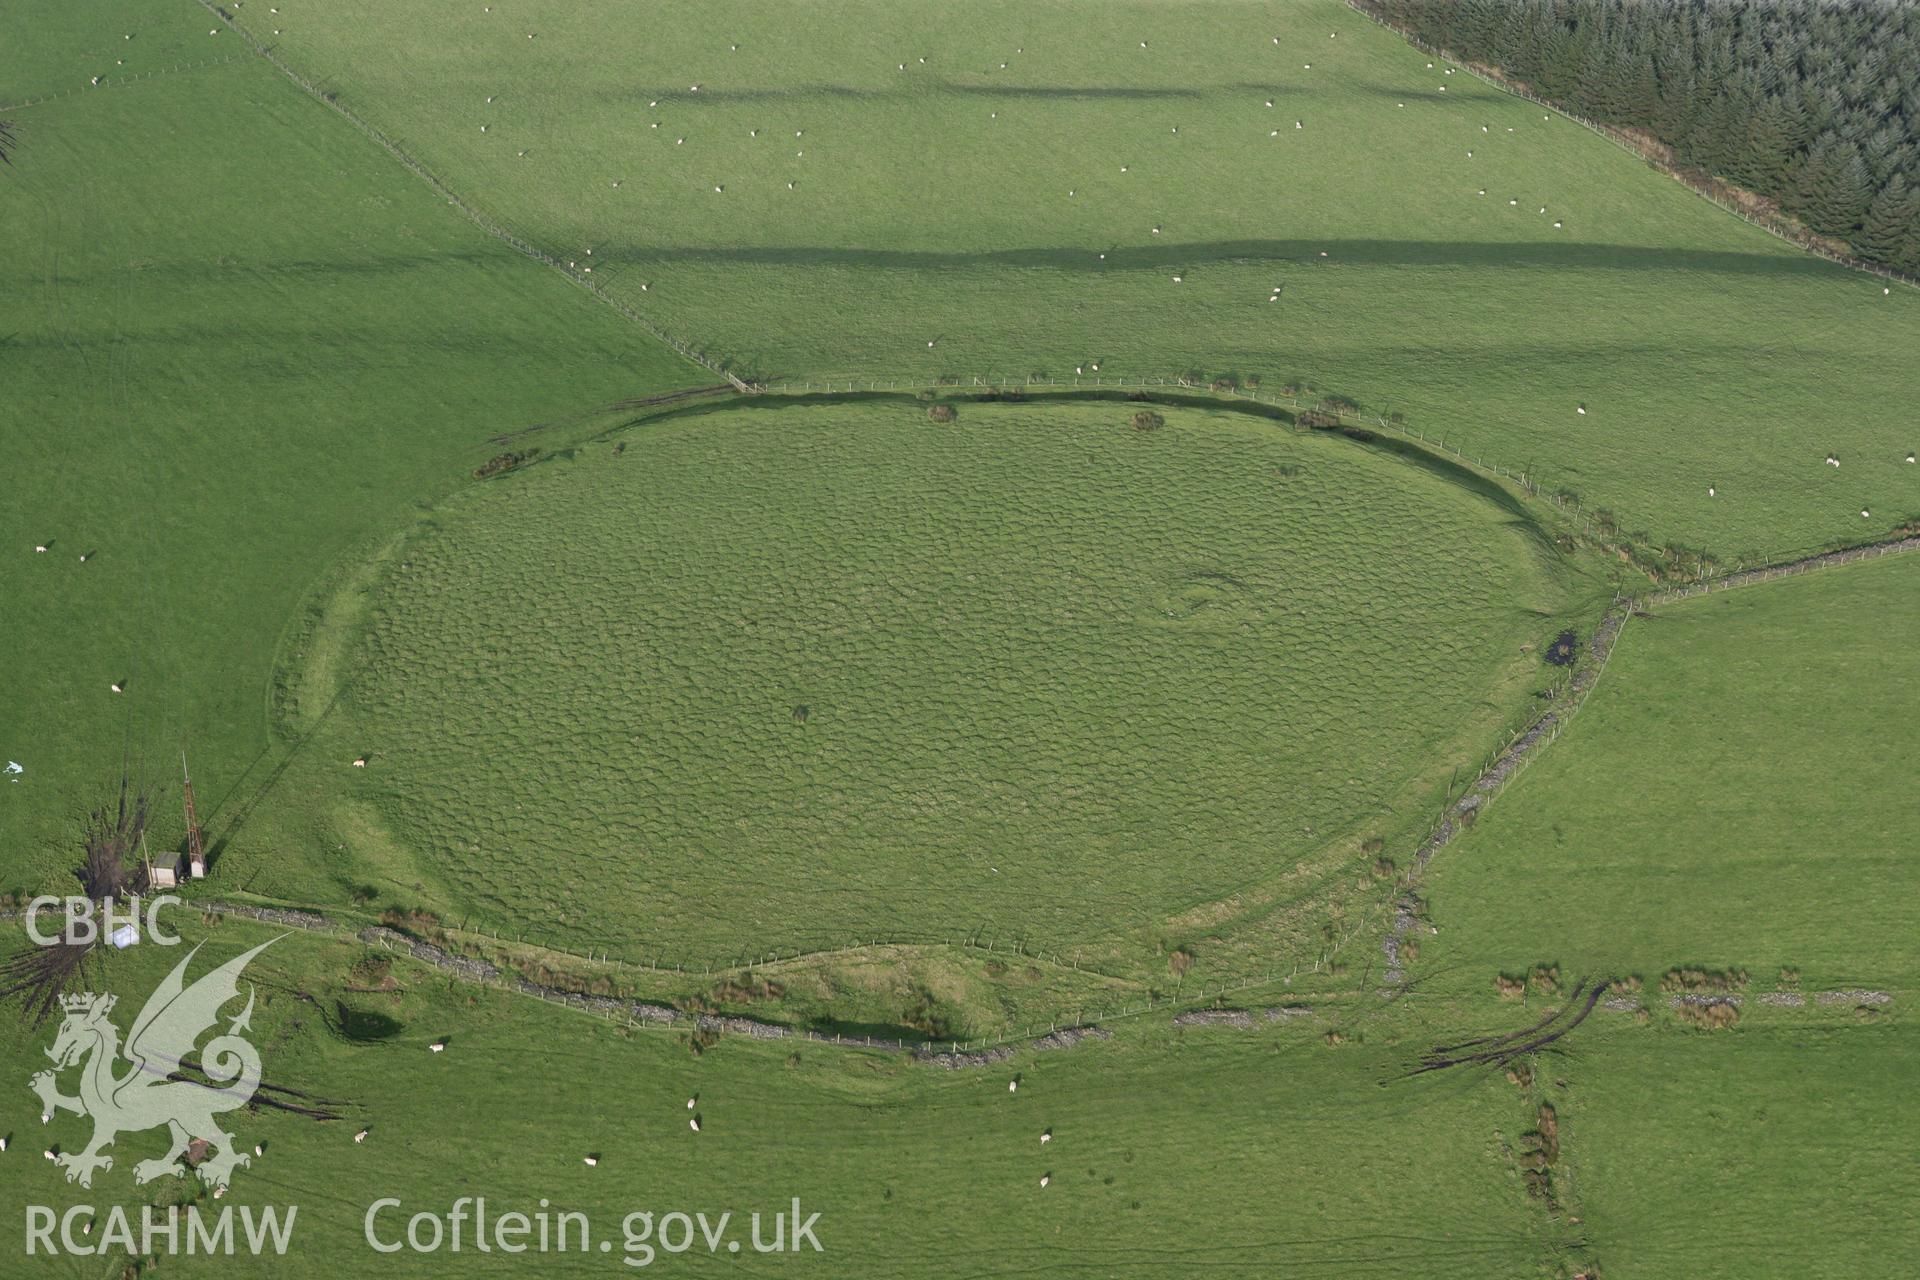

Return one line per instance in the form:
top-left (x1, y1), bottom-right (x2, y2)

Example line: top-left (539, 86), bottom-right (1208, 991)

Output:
top-left (0, 3), bottom-right (702, 901)
top-left (249, 0), bottom-right (1920, 559)
top-left (313, 397), bottom-right (1573, 965)
top-left (1419, 550), bottom-right (1920, 995)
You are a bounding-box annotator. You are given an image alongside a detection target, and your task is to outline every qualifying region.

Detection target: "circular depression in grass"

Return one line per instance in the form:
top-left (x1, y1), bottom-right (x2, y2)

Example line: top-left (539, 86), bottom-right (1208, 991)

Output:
top-left (340, 400), bottom-right (1556, 959)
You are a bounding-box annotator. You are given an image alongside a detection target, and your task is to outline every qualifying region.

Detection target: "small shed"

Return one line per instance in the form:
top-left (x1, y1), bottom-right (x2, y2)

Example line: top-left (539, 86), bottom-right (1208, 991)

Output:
top-left (147, 853), bottom-right (182, 890)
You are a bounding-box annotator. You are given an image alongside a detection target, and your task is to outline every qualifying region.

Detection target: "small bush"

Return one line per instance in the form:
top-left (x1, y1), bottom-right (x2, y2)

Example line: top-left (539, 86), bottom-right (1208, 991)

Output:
top-left (927, 403), bottom-right (956, 423)
top-left (474, 448), bottom-right (539, 479)
top-left (1675, 998), bottom-right (1741, 1030)
top-left (1297, 409), bottom-right (1341, 430)
top-left (1168, 947), bottom-right (1195, 976)
top-left (1132, 410), bottom-right (1165, 432)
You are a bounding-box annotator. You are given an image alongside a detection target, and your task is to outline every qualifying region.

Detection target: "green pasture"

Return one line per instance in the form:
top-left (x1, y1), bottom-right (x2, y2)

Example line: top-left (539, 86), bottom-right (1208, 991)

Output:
top-left (0, 4), bottom-right (701, 898)
top-left (1418, 550), bottom-right (1920, 995)
top-left (307, 397), bottom-right (1575, 968)
top-left (245, 0), bottom-right (1920, 558)
top-left (0, 919), bottom-right (1568, 1278)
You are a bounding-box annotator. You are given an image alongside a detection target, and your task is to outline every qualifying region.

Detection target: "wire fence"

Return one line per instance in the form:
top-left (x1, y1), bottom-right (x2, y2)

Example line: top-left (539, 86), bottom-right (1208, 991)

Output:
top-left (1637, 533), bottom-right (1920, 606)
top-left (190, 0), bottom-right (729, 380)
top-left (1343, 0), bottom-right (1920, 295)
top-left (0, 55), bottom-right (246, 114)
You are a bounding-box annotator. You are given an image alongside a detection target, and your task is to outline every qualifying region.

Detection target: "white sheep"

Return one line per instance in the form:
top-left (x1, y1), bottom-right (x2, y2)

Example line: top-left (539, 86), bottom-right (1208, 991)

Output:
top-left (1576, 406), bottom-right (1586, 415)
top-left (1707, 486), bottom-right (1716, 497)
top-left (1172, 275), bottom-right (1182, 283)
top-left (689, 1117), bottom-right (701, 1132)
top-left (1008, 1079), bottom-right (1018, 1093)
top-left (1906, 454), bottom-right (1915, 463)
top-left (354, 1130), bottom-right (369, 1144)
top-left (687, 1097), bottom-right (697, 1109)
top-left (34, 544), bottom-right (46, 553)
top-left (429, 1040), bottom-right (446, 1053)
top-left (1553, 221), bottom-right (1563, 228)
top-left (1040, 1130), bottom-right (1052, 1144)
top-left (352, 756), bottom-right (367, 768)
top-left (584, 1155), bottom-right (599, 1166)
top-left (254, 1144), bottom-right (263, 1157)
top-left (1296, 120), bottom-right (1303, 129)
top-left (110, 683), bottom-right (123, 694)
top-left (1862, 509), bottom-right (1871, 519)
top-left (1039, 1174), bottom-right (1050, 1187)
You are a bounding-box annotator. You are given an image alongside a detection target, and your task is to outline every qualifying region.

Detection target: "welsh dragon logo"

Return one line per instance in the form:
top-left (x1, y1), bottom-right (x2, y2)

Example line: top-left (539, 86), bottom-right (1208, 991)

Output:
top-left (30, 938), bottom-right (279, 1189)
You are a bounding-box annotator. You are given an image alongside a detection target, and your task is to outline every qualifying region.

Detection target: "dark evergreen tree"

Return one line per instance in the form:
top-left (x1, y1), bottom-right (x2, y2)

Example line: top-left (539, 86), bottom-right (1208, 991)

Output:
top-left (1363, 0), bottom-right (1920, 274)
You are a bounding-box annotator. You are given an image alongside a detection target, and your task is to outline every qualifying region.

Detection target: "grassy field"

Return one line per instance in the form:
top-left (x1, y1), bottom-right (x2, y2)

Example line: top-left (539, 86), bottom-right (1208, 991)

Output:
top-left (1417, 550), bottom-right (1920, 995)
top-left (0, 3), bottom-right (702, 900)
top-left (0, 919), bottom-right (1574, 1278)
top-left (1564, 1017), bottom-right (1920, 1280)
top-left (7, 4), bottom-right (1917, 1274)
top-left (5, 918), bottom-right (1909, 1277)
top-left (244, 0), bottom-right (1920, 559)
top-left (307, 397), bottom-right (1575, 966)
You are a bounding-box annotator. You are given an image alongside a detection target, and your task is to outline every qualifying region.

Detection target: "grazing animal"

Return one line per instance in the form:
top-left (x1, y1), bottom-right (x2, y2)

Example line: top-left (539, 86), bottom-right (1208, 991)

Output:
top-left (1707, 486), bottom-right (1716, 497)
top-left (354, 1130), bottom-right (368, 1144)
top-left (584, 1155), bottom-right (598, 1166)
top-left (1008, 1079), bottom-right (1018, 1093)
top-left (1039, 1174), bottom-right (1050, 1187)
top-left (1040, 1130), bottom-right (1051, 1144)
top-left (429, 1041), bottom-right (445, 1053)
top-left (352, 757), bottom-right (367, 768)
top-left (110, 683), bottom-right (122, 694)
top-left (689, 1117), bottom-right (701, 1132)
top-left (34, 545), bottom-right (46, 553)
